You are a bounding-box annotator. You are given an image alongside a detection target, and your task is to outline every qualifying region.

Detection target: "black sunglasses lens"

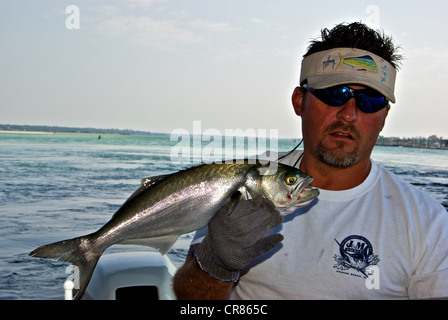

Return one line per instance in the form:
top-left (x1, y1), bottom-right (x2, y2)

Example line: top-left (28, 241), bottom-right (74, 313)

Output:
top-left (317, 87), bottom-right (352, 106)
top-left (356, 92), bottom-right (387, 113)
top-left (306, 84), bottom-right (387, 113)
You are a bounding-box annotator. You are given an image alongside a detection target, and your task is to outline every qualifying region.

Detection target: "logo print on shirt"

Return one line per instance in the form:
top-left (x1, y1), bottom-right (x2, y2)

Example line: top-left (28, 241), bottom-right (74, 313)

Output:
top-left (333, 235), bottom-right (380, 278)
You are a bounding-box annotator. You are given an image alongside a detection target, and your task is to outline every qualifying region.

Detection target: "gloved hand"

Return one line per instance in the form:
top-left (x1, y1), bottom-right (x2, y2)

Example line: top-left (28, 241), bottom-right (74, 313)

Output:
top-left (194, 195), bottom-right (284, 282)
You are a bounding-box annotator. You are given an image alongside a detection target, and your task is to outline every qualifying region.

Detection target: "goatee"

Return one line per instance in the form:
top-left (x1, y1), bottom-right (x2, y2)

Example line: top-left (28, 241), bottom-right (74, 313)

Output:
top-left (316, 121), bottom-right (361, 168)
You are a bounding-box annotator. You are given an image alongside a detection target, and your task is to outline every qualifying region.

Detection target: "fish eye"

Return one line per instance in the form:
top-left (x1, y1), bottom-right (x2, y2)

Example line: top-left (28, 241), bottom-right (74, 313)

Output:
top-left (285, 175), bottom-right (298, 185)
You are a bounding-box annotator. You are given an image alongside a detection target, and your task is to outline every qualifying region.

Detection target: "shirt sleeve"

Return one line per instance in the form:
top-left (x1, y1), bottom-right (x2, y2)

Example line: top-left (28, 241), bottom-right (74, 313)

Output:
top-left (408, 203), bottom-right (448, 299)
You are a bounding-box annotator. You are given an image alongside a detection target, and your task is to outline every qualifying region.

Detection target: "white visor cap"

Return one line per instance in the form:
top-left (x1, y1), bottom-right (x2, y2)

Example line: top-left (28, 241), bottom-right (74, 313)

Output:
top-left (300, 48), bottom-right (397, 103)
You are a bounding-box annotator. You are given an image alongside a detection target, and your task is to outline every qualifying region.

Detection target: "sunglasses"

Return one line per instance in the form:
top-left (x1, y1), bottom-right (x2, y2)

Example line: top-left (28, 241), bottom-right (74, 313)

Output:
top-left (303, 83), bottom-right (389, 113)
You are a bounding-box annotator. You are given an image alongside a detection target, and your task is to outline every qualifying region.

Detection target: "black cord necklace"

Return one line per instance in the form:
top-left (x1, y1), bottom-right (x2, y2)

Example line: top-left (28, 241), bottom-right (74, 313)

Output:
top-left (277, 139), bottom-right (304, 168)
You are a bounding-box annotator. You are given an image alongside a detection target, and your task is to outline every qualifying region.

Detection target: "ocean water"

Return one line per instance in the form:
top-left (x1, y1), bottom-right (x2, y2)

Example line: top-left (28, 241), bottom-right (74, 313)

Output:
top-left (0, 132), bottom-right (447, 300)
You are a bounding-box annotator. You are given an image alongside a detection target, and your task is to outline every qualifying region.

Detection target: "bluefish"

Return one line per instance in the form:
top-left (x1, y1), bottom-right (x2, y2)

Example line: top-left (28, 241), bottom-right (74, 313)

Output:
top-left (30, 160), bottom-right (319, 299)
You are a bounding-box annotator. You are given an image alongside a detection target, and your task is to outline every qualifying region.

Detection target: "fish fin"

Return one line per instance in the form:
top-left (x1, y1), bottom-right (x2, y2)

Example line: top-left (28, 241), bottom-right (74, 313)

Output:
top-left (238, 186), bottom-right (251, 200)
top-left (336, 52), bottom-right (344, 70)
top-left (140, 174), bottom-right (171, 188)
top-left (119, 236), bottom-right (179, 255)
top-left (151, 236), bottom-right (179, 255)
top-left (29, 234), bottom-right (103, 300)
top-left (224, 191), bottom-right (243, 215)
top-left (156, 236), bottom-right (179, 255)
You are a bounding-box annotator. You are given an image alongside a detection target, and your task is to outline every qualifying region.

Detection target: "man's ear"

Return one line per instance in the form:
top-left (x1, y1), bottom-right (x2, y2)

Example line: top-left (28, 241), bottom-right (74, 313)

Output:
top-left (291, 86), bottom-right (305, 116)
top-left (380, 105), bottom-right (391, 132)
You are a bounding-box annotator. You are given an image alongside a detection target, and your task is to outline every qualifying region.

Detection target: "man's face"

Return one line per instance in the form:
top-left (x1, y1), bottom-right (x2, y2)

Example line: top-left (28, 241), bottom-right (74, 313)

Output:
top-left (293, 85), bottom-right (389, 168)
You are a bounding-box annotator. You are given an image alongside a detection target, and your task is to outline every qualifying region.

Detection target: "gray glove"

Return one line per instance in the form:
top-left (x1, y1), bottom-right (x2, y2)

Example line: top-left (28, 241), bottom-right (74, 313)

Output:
top-left (194, 195), bottom-right (284, 282)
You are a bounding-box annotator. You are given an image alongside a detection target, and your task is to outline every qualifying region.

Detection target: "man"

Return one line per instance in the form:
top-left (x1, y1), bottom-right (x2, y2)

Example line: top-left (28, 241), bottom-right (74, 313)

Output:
top-left (173, 22), bottom-right (448, 299)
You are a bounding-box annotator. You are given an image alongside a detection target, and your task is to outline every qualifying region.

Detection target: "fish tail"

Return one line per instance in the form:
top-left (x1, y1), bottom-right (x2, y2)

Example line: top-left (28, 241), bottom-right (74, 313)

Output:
top-left (29, 234), bottom-right (103, 300)
top-left (336, 52), bottom-right (344, 70)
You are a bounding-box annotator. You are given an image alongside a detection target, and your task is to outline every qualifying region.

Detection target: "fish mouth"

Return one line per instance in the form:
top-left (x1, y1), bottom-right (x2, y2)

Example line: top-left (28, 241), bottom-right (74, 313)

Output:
top-left (280, 177), bottom-right (319, 215)
top-left (291, 175), bottom-right (314, 200)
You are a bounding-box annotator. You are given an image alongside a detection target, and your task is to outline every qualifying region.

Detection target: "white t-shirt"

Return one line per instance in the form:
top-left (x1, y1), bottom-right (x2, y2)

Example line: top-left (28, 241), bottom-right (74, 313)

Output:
top-left (192, 152), bottom-right (448, 299)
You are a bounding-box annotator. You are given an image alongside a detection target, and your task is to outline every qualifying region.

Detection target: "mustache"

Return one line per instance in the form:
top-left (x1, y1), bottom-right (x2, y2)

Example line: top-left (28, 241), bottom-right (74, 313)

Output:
top-left (324, 121), bottom-right (361, 140)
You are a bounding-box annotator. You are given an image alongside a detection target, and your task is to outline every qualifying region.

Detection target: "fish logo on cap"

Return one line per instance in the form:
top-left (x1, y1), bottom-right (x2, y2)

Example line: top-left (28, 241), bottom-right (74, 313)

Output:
top-left (336, 53), bottom-right (378, 73)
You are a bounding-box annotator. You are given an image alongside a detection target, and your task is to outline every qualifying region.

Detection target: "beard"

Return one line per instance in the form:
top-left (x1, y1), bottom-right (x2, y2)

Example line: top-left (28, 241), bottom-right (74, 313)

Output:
top-left (315, 121), bottom-right (361, 168)
top-left (316, 141), bottom-right (359, 168)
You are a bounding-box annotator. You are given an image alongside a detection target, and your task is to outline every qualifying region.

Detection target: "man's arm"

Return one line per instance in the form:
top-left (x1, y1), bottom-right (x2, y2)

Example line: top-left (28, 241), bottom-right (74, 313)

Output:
top-left (173, 197), bottom-right (284, 300)
top-left (173, 245), bottom-right (233, 300)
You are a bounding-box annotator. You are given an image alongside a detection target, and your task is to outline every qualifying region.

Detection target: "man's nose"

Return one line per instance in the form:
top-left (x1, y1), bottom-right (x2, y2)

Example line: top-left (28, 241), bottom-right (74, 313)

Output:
top-left (336, 98), bottom-right (358, 122)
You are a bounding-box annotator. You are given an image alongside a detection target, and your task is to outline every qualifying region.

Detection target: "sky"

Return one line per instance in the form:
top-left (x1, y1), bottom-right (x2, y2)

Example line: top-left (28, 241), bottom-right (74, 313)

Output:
top-left (1, 0), bottom-right (448, 139)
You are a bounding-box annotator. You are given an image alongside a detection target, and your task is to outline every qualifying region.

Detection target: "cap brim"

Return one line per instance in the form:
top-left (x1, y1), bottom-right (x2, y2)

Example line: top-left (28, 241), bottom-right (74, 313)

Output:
top-left (300, 48), bottom-right (397, 103)
top-left (307, 73), bottom-right (396, 103)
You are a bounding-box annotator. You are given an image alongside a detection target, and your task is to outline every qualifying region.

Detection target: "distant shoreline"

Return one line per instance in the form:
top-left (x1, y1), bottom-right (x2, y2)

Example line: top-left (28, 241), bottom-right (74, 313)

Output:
top-left (0, 124), bottom-right (170, 137)
top-left (0, 130), bottom-right (115, 135)
top-left (375, 143), bottom-right (448, 150)
top-left (0, 130), bottom-right (119, 135)
top-left (1, 128), bottom-right (447, 150)
top-left (0, 130), bottom-right (56, 134)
